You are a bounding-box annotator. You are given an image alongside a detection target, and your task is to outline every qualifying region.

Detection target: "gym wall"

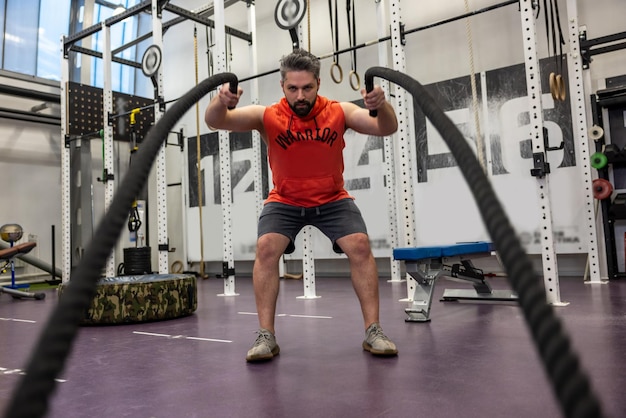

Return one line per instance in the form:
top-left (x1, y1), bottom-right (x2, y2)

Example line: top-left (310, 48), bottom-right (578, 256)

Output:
top-left (0, 0), bottom-right (624, 278)
top-left (157, 0), bottom-right (625, 276)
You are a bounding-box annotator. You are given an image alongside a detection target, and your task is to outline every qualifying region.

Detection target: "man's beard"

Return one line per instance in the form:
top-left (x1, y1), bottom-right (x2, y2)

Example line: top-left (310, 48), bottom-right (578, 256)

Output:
top-left (289, 98), bottom-right (315, 117)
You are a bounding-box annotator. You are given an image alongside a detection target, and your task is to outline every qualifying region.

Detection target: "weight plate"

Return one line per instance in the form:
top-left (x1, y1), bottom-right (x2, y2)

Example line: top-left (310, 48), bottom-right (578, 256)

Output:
top-left (589, 125), bottom-right (605, 141)
top-left (592, 178), bottom-right (613, 200)
top-left (590, 152), bottom-right (608, 170)
top-left (275, 0), bottom-right (307, 30)
top-left (141, 45), bottom-right (162, 78)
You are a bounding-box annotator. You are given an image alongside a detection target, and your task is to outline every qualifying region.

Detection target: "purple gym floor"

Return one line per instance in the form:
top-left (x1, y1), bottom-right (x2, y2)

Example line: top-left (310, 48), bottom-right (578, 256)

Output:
top-left (0, 275), bottom-right (624, 417)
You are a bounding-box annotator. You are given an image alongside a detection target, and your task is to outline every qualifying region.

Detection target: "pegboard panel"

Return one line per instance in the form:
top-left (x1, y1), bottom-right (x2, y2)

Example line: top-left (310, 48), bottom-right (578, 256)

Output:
top-left (67, 82), bottom-right (155, 143)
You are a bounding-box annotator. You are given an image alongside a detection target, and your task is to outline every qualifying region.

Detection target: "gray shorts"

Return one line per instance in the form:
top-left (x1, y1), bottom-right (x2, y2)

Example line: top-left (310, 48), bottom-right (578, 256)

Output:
top-left (257, 198), bottom-right (368, 254)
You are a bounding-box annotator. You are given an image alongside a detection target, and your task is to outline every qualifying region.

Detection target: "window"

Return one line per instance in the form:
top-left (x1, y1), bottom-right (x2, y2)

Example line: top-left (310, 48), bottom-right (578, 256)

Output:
top-left (1, 0), bottom-right (71, 80)
top-left (37, 0), bottom-right (71, 80)
top-left (90, 1), bottom-right (137, 94)
top-left (3, 0), bottom-right (40, 75)
top-left (0, 0), bottom-right (5, 64)
top-left (0, 0), bottom-right (143, 92)
top-left (90, 0), bottom-right (140, 94)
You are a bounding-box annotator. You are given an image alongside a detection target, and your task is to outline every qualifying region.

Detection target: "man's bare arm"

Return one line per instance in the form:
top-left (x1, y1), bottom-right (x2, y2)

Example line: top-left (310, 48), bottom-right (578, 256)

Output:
top-left (341, 85), bottom-right (398, 137)
top-left (204, 83), bottom-right (265, 134)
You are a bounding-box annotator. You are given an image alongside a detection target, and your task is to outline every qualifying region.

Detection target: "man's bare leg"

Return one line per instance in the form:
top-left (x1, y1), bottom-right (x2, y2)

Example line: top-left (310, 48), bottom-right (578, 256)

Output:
top-left (245, 233), bottom-right (290, 362)
top-left (337, 232), bottom-right (398, 356)
top-left (252, 233), bottom-right (290, 334)
top-left (336, 233), bottom-right (380, 329)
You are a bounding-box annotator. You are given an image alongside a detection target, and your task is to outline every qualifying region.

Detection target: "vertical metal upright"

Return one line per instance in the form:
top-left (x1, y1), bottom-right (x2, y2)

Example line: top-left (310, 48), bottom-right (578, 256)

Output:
top-left (101, 21), bottom-right (116, 278)
top-left (60, 36), bottom-right (71, 283)
top-left (297, 14), bottom-right (318, 299)
top-left (248, 1), bottom-right (263, 220)
top-left (214, 0), bottom-right (238, 296)
top-left (376, 0), bottom-right (402, 283)
top-left (519, 0), bottom-right (566, 305)
top-left (151, 0), bottom-right (168, 274)
top-left (297, 227), bottom-right (320, 299)
top-left (67, 0), bottom-right (95, 279)
top-left (481, 72), bottom-right (493, 175)
top-left (388, 0), bottom-right (417, 300)
top-left (565, 0), bottom-right (602, 283)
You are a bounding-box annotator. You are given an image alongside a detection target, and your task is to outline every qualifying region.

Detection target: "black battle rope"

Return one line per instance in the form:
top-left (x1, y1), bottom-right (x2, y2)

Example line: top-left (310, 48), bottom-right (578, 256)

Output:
top-left (3, 72), bottom-right (239, 418)
top-left (364, 67), bottom-right (603, 418)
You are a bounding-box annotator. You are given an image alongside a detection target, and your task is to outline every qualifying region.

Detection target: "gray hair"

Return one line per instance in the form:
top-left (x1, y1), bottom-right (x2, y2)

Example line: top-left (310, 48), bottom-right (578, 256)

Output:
top-left (279, 48), bottom-right (321, 80)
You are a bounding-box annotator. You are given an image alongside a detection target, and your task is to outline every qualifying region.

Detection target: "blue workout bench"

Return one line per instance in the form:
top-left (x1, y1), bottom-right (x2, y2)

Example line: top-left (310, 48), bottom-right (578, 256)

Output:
top-left (393, 242), bottom-right (518, 322)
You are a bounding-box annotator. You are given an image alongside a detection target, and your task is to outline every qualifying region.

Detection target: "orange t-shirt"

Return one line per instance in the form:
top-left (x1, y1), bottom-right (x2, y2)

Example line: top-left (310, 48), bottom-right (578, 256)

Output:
top-left (263, 96), bottom-right (352, 207)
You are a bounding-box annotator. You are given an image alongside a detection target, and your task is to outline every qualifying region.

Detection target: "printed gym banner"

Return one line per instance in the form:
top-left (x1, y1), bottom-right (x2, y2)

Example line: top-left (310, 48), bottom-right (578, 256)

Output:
top-left (412, 56), bottom-right (585, 253)
top-left (186, 132), bottom-right (268, 261)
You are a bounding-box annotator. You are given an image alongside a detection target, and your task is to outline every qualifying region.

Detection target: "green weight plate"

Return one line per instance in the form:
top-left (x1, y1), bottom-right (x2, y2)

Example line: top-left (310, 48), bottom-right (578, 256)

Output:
top-left (591, 152), bottom-right (608, 169)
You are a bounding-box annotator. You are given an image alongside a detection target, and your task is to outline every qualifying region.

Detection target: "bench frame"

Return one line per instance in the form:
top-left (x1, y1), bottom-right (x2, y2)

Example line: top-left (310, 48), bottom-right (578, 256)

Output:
top-left (394, 242), bottom-right (518, 322)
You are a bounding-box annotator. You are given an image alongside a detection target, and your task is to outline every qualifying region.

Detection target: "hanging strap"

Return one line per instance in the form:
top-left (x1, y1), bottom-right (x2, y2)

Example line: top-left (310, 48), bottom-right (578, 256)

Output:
top-left (346, 0), bottom-right (360, 90)
top-left (549, 0), bottom-right (557, 62)
top-left (543, 0), bottom-right (551, 57)
top-left (553, 0), bottom-right (566, 69)
top-left (546, 0), bottom-right (566, 101)
top-left (553, 0), bottom-right (566, 100)
top-left (328, 0), bottom-right (342, 83)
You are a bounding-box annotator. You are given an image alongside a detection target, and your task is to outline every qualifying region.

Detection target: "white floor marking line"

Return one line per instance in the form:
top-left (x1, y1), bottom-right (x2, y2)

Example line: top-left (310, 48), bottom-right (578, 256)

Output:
top-left (0, 367), bottom-right (66, 383)
top-left (1, 368), bottom-right (23, 375)
top-left (0, 317), bottom-right (36, 323)
top-left (186, 336), bottom-right (233, 343)
top-left (132, 331), bottom-right (232, 343)
top-left (133, 331), bottom-right (170, 338)
top-left (237, 312), bottom-right (332, 319)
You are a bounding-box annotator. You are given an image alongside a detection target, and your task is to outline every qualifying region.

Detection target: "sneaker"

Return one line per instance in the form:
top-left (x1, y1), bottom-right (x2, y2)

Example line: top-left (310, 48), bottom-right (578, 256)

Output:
top-left (362, 323), bottom-right (398, 356)
top-left (246, 329), bottom-right (280, 362)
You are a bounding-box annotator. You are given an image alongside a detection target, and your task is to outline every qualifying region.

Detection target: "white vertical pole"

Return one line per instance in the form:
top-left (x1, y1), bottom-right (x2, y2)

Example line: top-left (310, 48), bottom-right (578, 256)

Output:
top-left (565, 0), bottom-right (602, 284)
top-left (388, 0), bottom-right (417, 301)
top-left (60, 36), bottom-right (71, 283)
top-left (151, 0), bottom-right (168, 274)
top-left (376, 0), bottom-right (403, 284)
top-left (102, 21), bottom-right (116, 278)
top-left (481, 71), bottom-right (493, 176)
top-left (180, 140), bottom-right (190, 272)
top-left (248, 2), bottom-right (263, 220)
top-left (296, 18), bottom-right (318, 298)
top-left (214, 0), bottom-right (238, 296)
top-left (297, 226), bottom-right (320, 299)
top-left (519, 0), bottom-right (566, 305)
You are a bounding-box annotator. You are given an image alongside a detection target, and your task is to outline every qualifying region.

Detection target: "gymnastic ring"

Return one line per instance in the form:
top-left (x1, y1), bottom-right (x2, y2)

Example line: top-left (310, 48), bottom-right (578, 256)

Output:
top-left (555, 74), bottom-right (567, 101)
top-left (349, 70), bottom-right (361, 91)
top-left (589, 125), bottom-right (604, 141)
top-left (590, 152), bottom-right (608, 170)
top-left (549, 72), bottom-right (558, 101)
top-left (592, 178), bottom-right (613, 200)
top-left (330, 62), bottom-right (343, 84)
top-left (171, 260), bottom-right (184, 274)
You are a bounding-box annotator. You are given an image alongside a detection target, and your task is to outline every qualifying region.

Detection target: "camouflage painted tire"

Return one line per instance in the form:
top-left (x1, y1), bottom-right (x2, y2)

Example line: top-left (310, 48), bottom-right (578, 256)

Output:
top-left (57, 273), bottom-right (197, 325)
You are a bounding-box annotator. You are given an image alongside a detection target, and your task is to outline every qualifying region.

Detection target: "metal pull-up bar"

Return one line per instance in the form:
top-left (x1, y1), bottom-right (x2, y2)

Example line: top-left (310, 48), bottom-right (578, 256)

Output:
top-left (63, 0), bottom-right (252, 60)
